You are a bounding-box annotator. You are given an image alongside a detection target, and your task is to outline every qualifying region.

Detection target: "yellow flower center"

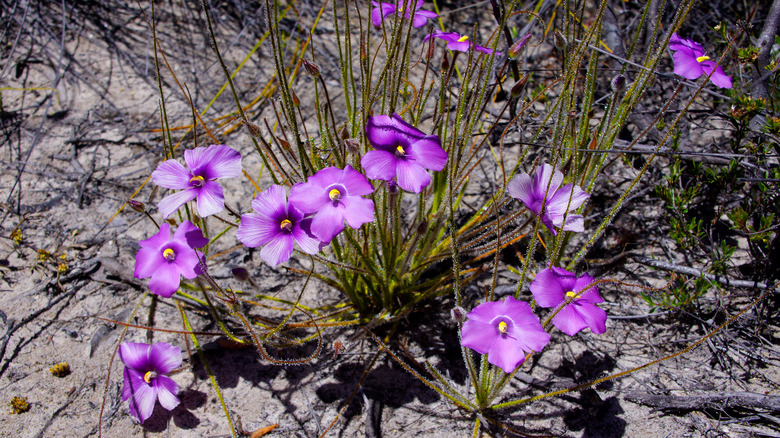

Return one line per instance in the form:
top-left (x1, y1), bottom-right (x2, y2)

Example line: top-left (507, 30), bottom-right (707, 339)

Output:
top-left (163, 248), bottom-right (175, 261)
top-left (696, 55), bottom-right (710, 63)
top-left (457, 35), bottom-right (469, 42)
top-left (498, 321), bottom-right (508, 334)
top-left (565, 291), bottom-right (577, 300)
top-left (190, 175), bottom-right (205, 185)
top-left (143, 371), bottom-right (157, 383)
top-left (280, 219), bottom-right (292, 230)
top-left (396, 145), bottom-right (405, 155)
top-left (329, 188), bottom-right (341, 201)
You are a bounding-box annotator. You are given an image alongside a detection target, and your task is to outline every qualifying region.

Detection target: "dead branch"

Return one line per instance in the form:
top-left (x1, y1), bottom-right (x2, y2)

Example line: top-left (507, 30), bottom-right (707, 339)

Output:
top-left (630, 254), bottom-right (770, 290)
top-left (626, 391), bottom-right (780, 412)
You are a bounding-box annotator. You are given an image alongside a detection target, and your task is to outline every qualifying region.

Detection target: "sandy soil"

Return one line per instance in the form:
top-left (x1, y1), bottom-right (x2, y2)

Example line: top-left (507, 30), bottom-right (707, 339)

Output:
top-left (1, 1), bottom-right (778, 437)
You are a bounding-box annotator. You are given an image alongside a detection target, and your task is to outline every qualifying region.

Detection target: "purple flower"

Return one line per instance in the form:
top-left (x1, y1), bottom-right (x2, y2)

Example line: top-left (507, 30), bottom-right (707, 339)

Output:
top-left (119, 342), bottom-right (181, 423)
top-left (362, 113), bottom-right (447, 193)
top-left (134, 221), bottom-right (208, 298)
top-left (371, 0), bottom-right (438, 28)
top-left (506, 163), bottom-right (589, 235)
top-left (152, 144), bottom-right (242, 219)
top-left (236, 185), bottom-right (323, 266)
top-left (461, 296), bottom-right (550, 373)
top-left (669, 33), bottom-right (732, 89)
top-left (530, 267), bottom-right (606, 336)
top-left (289, 166), bottom-right (375, 243)
top-left (423, 29), bottom-right (499, 55)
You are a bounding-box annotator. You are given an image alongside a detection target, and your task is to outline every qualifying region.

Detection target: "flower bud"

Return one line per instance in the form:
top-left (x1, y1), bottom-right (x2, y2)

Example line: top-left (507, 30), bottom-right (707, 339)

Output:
top-left (360, 32), bottom-right (367, 61)
top-left (510, 74), bottom-right (529, 98)
top-left (553, 30), bottom-right (567, 50)
top-left (344, 138), bottom-right (360, 154)
top-left (126, 198), bottom-right (146, 213)
top-left (291, 90), bottom-right (300, 107)
top-left (302, 59), bottom-right (320, 77)
top-left (416, 219), bottom-right (428, 235)
top-left (426, 38), bottom-right (436, 60)
top-left (451, 306), bottom-right (467, 323)
top-left (611, 74), bottom-right (626, 92)
top-left (231, 267), bottom-right (249, 282)
top-left (441, 52), bottom-right (449, 71)
top-left (508, 33), bottom-right (532, 59)
top-left (242, 120), bottom-right (262, 138)
top-left (386, 180), bottom-right (399, 195)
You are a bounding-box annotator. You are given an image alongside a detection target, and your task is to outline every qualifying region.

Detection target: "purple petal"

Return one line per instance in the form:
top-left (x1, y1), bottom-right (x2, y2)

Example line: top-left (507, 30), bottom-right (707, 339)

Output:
top-left (371, 2), bottom-right (395, 26)
top-left (306, 166), bottom-right (343, 188)
top-left (461, 319), bottom-right (496, 354)
top-left (153, 376), bottom-right (180, 411)
top-left (120, 342), bottom-right (151, 371)
top-left (250, 185), bottom-right (288, 219)
top-left (560, 214), bottom-right (585, 232)
top-left (371, 6), bottom-right (383, 27)
top-left (158, 188), bottom-right (199, 219)
top-left (396, 160), bottom-right (431, 193)
top-left (237, 211), bottom-right (281, 248)
top-left (122, 367), bottom-right (143, 401)
top-left (311, 204), bottom-right (346, 243)
top-left (341, 165), bottom-right (375, 195)
top-left (292, 218), bottom-right (324, 254)
top-left (167, 243), bottom-right (203, 280)
top-left (672, 51), bottom-right (704, 80)
top-left (289, 181), bottom-right (329, 214)
top-left (510, 322), bottom-right (550, 352)
top-left (669, 33), bottom-right (704, 55)
top-left (447, 40), bottom-right (471, 52)
top-left (411, 10), bottom-right (437, 28)
top-left (152, 160), bottom-right (193, 190)
top-left (340, 196), bottom-right (375, 229)
top-left (552, 304), bottom-right (589, 336)
top-left (260, 234), bottom-right (295, 266)
top-left (134, 247), bottom-right (165, 279)
top-left (195, 180), bottom-right (225, 217)
top-left (139, 223), bottom-right (171, 249)
top-left (540, 213), bottom-right (558, 235)
top-left (130, 382), bottom-right (157, 423)
top-left (700, 62), bottom-right (732, 89)
top-left (533, 164), bottom-right (564, 200)
top-left (465, 299), bottom-right (504, 323)
top-left (428, 30), bottom-right (459, 43)
top-left (488, 335), bottom-right (528, 373)
top-left (551, 183), bottom-right (589, 211)
top-left (184, 144), bottom-right (242, 180)
top-left (577, 302), bottom-right (607, 334)
top-left (506, 173), bottom-right (534, 208)
top-left (498, 296), bottom-right (539, 325)
top-left (174, 221), bottom-right (208, 248)
top-left (578, 287), bottom-right (603, 304)
top-left (550, 266), bottom-right (578, 291)
top-left (366, 114), bottom-right (425, 150)
top-left (123, 368), bottom-right (147, 420)
top-left (149, 342), bottom-right (182, 374)
top-left (530, 268), bottom-right (566, 308)
top-left (148, 262), bottom-right (182, 298)
top-left (407, 136), bottom-right (447, 171)
top-left (362, 150), bottom-right (398, 181)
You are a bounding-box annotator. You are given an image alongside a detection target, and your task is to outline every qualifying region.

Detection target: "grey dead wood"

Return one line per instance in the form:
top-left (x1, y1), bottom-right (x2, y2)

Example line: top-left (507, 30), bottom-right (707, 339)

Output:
top-left (625, 391), bottom-right (780, 412)
top-left (630, 254), bottom-right (771, 290)
top-left (751, 0), bottom-right (780, 102)
top-left (747, 0), bottom-right (780, 136)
